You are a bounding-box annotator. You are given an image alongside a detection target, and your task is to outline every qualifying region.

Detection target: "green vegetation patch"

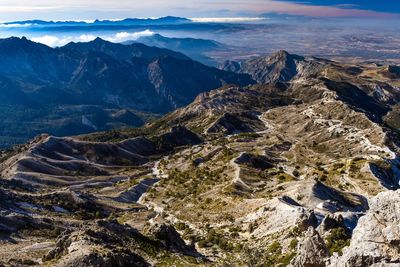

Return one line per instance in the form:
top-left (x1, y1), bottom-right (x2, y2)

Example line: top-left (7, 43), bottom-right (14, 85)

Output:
top-left (325, 227), bottom-right (351, 256)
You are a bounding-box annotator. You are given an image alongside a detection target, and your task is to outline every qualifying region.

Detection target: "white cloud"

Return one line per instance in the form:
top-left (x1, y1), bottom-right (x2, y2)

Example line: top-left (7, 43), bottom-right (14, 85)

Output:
top-left (190, 17), bottom-right (266, 23)
top-left (0, 23), bottom-right (32, 28)
top-left (0, 5), bottom-right (62, 13)
top-left (30, 30), bottom-right (155, 47)
top-left (106, 30), bottom-right (155, 42)
top-left (77, 34), bottom-right (97, 42)
top-left (31, 35), bottom-right (61, 46)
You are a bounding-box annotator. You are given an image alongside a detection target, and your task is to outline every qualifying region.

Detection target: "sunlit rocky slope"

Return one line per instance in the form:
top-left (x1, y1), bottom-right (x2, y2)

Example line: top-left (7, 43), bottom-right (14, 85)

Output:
top-left (0, 51), bottom-right (399, 266)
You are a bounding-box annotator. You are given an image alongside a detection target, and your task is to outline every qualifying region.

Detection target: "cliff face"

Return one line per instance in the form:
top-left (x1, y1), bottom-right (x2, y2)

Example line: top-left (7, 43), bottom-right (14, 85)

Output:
top-left (220, 50), bottom-right (324, 84)
top-left (328, 189), bottom-right (400, 267)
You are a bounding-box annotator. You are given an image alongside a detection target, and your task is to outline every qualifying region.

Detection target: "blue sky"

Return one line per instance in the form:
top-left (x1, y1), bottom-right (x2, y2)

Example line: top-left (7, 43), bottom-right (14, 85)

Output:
top-left (279, 0), bottom-right (400, 14)
top-left (0, 0), bottom-right (398, 21)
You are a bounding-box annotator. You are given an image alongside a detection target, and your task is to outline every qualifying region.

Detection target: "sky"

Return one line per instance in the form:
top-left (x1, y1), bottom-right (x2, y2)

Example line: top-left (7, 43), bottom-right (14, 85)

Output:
top-left (0, 0), bottom-right (398, 21)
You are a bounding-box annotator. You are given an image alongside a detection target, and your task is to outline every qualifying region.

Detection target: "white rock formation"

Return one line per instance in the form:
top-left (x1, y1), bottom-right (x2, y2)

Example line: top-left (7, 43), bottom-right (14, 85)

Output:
top-left (328, 190), bottom-right (400, 267)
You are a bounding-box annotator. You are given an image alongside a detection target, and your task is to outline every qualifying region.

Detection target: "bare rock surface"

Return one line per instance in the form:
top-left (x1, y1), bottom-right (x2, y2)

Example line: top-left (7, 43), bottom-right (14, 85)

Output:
top-left (221, 50), bottom-right (324, 84)
top-left (328, 190), bottom-right (400, 266)
top-left (290, 227), bottom-right (329, 267)
top-left (43, 220), bottom-right (150, 267)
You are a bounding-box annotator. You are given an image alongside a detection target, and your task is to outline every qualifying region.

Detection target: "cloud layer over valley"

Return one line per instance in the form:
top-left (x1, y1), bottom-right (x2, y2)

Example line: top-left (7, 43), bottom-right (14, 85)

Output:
top-left (31, 29), bottom-right (155, 46)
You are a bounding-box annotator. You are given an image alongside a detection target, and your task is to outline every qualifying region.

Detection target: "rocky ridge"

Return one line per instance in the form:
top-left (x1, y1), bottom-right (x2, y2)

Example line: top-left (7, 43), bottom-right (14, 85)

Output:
top-left (0, 51), bottom-right (400, 266)
top-left (0, 37), bottom-right (254, 148)
top-left (328, 189), bottom-right (400, 266)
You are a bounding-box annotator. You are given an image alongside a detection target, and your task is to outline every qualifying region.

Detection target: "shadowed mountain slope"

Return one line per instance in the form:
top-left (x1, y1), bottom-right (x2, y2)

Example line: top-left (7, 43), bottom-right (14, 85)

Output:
top-left (0, 37), bottom-right (254, 148)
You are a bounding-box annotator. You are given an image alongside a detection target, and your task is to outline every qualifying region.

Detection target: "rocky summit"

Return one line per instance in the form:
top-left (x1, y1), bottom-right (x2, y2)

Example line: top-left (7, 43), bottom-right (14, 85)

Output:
top-left (0, 50), bottom-right (400, 267)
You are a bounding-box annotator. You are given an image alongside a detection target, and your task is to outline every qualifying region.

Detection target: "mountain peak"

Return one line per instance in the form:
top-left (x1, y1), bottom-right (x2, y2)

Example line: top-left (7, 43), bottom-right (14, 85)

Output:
top-left (93, 36), bottom-right (103, 41)
top-left (269, 50), bottom-right (304, 62)
top-left (92, 37), bottom-right (107, 43)
top-left (61, 37), bottom-right (190, 61)
top-left (2, 36), bottom-right (29, 43)
top-left (0, 36), bottom-right (52, 50)
top-left (275, 50), bottom-right (290, 57)
top-left (220, 50), bottom-right (313, 84)
top-left (65, 37), bottom-right (114, 48)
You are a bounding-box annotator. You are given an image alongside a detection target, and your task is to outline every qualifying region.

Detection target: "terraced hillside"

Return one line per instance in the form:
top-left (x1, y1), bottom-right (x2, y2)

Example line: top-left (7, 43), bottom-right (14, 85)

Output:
top-left (0, 51), bottom-right (399, 266)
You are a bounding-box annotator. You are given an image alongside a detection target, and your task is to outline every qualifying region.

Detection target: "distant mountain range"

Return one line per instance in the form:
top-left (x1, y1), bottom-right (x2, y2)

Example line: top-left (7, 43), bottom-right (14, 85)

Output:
top-left (3, 16), bottom-right (192, 26)
top-left (0, 16), bottom-right (249, 38)
top-left (128, 33), bottom-right (224, 66)
top-left (135, 34), bottom-right (222, 50)
top-left (0, 37), bottom-right (254, 148)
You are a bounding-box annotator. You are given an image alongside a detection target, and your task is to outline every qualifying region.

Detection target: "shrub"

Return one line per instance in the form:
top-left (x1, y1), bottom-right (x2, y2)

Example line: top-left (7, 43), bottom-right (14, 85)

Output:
top-left (197, 239), bottom-right (209, 248)
top-left (95, 211), bottom-right (102, 219)
top-left (268, 241), bottom-right (282, 254)
top-left (289, 238), bottom-right (298, 250)
top-left (278, 175), bottom-right (286, 181)
top-left (326, 227), bottom-right (351, 256)
top-left (292, 170), bottom-right (300, 177)
top-left (175, 222), bottom-right (188, 231)
top-left (320, 175), bottom-right (328, 182)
